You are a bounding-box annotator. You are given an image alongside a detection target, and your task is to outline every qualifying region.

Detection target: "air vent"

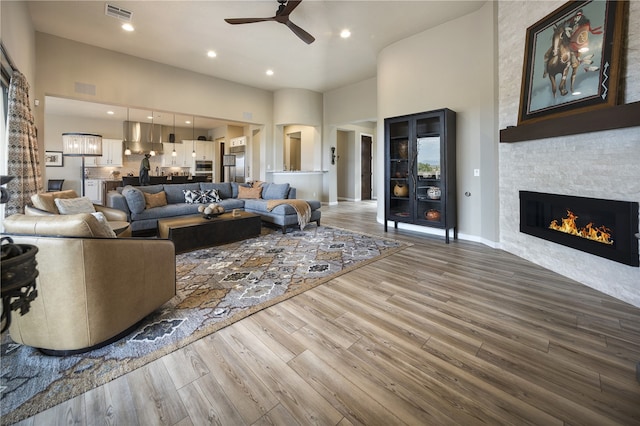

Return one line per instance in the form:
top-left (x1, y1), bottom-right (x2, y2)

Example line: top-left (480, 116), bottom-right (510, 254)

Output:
top-left (105, 4), bottom-right (133, 22)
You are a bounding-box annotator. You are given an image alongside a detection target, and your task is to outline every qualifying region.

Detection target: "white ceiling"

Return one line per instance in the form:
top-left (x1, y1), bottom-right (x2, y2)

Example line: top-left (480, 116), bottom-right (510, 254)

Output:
top-left (27, 0), bottom-right (486, 93)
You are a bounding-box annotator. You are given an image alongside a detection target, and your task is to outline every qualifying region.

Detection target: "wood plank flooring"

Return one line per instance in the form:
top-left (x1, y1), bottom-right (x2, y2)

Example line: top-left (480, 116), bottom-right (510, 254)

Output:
top-left (13, 201), bottom-right (640, 425)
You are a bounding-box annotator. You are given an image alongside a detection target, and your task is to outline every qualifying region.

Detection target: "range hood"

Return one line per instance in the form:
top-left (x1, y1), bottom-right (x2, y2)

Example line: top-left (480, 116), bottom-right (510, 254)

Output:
top-left (123, 121), bottom-right (164, 154)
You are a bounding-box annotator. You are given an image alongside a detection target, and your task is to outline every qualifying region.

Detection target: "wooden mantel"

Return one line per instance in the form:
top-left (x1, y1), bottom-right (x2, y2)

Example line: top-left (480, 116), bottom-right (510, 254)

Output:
top-left (500, 101), bottom-right (640, 143)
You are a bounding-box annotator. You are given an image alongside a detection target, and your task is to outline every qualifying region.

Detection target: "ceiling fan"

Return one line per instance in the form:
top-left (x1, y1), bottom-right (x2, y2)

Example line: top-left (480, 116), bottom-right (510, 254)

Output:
top-left (224, 0), bottom-right (315, 45)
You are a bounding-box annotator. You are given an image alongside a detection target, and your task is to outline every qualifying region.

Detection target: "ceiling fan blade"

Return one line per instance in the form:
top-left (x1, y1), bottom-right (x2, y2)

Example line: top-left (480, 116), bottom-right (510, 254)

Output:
top-left (224, 17), bottom-right (274, 25)
top-left (285, 20), bottom-right (315, 44)
top-left (279, 0), bottom-right (302, 16)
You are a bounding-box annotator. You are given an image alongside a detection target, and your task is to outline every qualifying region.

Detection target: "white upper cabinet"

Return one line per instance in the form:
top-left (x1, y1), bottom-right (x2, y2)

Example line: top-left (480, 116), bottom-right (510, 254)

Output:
top-left (162, 142), bottom-right (192, 167)
top-left (194, 140), bottom-right (214, 161)
top-left (86, 139), bottom-right (123, 167)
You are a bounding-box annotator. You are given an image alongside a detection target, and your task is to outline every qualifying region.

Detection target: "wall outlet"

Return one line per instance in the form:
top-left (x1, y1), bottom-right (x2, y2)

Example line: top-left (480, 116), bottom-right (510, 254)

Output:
top-left (474, 169), bottom-right (480, 177)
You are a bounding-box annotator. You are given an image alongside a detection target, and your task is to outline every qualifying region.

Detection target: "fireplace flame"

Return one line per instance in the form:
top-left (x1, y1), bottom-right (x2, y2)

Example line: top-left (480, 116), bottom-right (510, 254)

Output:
top-left (549, 210), bottom-right (614, 245)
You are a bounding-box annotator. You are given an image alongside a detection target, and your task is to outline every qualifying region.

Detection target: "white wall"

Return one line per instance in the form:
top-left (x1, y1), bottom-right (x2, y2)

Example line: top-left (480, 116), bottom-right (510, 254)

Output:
top-left (376, 2), bottom-right (498, 243)
top-left (323, 78), bottom-right (377, 204)
top-left (498, 1), bottom-right (640, 307)
top-left (33, 33), bottom-right (274, 186)
top-left (1, 1), bottom-right (36, 96)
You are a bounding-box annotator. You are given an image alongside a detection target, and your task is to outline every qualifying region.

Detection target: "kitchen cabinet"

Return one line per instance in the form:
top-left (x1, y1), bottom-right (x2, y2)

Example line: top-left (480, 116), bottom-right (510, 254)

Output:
top-left (162, 143), bottom-right (191, 167)
top-left (194, 140), bottom-right (214, 161)
top-left (86, 139), bottom-right (123, 167)
top-left (84, 179), bottom-right (103, 205)
top-left (230, 136), bottom-right (246, 147)
top-left (384, 108), bottom-right (457, 242)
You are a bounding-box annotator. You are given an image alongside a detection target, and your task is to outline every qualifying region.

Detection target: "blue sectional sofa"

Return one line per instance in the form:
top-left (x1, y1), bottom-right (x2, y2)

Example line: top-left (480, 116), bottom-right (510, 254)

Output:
top-left (106, 182), bottom-right (321, 234)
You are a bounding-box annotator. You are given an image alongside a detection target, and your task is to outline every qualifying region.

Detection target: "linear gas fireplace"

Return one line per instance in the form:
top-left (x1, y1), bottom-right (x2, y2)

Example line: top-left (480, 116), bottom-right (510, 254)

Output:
top-left (520, 191), bottom-right (639, 267)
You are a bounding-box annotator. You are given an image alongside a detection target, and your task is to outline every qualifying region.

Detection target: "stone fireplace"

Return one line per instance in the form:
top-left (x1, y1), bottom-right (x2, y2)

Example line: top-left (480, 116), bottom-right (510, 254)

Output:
top-left (520, 191), bottom-right (639, 267)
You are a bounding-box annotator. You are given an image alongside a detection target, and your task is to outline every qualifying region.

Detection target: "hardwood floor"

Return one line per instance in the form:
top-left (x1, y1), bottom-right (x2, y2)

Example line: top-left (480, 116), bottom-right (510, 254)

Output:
top-left (14, 201), bottom-right (640, 425)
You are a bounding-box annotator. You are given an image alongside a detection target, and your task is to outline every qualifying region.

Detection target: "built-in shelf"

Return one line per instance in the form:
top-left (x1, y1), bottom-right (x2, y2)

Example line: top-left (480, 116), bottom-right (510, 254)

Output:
top-left (500, 101), bottom-right (640, 143)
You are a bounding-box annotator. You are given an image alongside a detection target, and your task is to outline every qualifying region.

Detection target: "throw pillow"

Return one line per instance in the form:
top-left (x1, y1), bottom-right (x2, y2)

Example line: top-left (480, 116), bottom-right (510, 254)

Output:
top-left (199, 183), bottom-right (232, 199)
top-left (122, 186), bottom-right (146, 214)
top-left (262, 183), bottom-right (290, 200)
top-left (31, 190), bottom-right (78, 214)
top-left (237, 185), bottom-right (263, 199)
top-left (183, 189), bottom-right (222, 204)
top-left (54, 196), bottom-right (96, 214)
top-left (144, 191), bottom-right (168, 209)
top-left (208, 189), bottom-right (222, 203)
top-left (91, 212), bottom-right (117, 238)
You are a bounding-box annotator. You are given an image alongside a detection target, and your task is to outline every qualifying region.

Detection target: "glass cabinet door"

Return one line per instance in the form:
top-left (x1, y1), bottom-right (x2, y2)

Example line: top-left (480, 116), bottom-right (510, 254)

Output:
top-left (416, 136), bottom-right (443, 224)
top-left (417, 137), bottom-right (440, 177)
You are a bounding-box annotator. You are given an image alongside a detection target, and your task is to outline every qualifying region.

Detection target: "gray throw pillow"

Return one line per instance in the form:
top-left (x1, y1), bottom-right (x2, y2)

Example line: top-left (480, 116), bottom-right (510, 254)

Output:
top-left (199, 182), bottom-right (232, 199)
top-left (262, 183), bottom-right (290, 200)
top-left (122, 185), bottom-right (146, 214)
top-left (54, 196), bottom-right (96, 214)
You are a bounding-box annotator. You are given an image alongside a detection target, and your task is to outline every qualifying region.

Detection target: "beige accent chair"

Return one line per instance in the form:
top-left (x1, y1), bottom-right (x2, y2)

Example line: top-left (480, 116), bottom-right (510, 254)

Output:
top-left (26, 189), bottom-right (132, 237)
top-left (2, 213), bottom-right (176, 354)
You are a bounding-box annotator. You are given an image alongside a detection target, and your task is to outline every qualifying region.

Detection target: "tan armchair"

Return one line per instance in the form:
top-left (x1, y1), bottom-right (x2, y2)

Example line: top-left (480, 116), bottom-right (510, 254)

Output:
top-left (2, 213), bottom-right (176, 354)
top-left (26, 189), bottom-right (131, 237)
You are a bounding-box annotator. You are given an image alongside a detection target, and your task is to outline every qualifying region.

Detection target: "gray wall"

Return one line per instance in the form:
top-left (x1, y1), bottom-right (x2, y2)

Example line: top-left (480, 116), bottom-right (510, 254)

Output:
top-left (498, 1), bottom-right (640, 307)
top-left (376, 2), bottom-right (498, 244)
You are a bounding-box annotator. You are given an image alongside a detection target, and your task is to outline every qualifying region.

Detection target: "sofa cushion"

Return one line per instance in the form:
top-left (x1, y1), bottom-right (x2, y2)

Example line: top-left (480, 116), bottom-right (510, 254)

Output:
top-left (244, 199), bottom-right (321, 215)
top-left (262, 183), bottom-right (290, 200)
top-left (144, 191), bottom-right (168, 209)
top-left (183, 189), bottom-right (221, 204)
top-left (163, 183), bottom-right (200, 204)
top-left (54, 196), bottom-right (96, 215)
top-left (122, 186), bottom-right (146, 214)
top-left (237, 185), bottom-right (263, 199)
top-left (200, 182), bottom-right (232, 199)
top-left (131, 203), bottom-right (201, 221)
top-left (31, 190), bottom-right (78, 214)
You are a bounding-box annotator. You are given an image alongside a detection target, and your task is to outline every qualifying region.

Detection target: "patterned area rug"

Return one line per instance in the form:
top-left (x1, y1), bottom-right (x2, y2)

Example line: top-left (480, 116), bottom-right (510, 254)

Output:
top-left (0, 225), bottom-right (408, 424)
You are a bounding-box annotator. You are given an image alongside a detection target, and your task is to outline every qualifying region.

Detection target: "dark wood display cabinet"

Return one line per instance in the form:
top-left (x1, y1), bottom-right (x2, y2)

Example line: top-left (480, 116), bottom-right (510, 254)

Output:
top-left (384, 108), bottom-right (457, 242)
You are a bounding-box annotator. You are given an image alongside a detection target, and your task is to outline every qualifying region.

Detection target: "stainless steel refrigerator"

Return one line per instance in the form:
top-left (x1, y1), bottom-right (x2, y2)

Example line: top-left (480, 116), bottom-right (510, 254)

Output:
top-left (230, 146), bottom-right (245, 183)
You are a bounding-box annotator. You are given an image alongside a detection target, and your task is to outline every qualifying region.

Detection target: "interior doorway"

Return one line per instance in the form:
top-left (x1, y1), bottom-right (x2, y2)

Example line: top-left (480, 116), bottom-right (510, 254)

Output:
top-left (285, 132), bottom-right (301, 171)
top-left (361, 134), bottom-right (372, 200)
top-left (218, 141), bottom-right (225, 182)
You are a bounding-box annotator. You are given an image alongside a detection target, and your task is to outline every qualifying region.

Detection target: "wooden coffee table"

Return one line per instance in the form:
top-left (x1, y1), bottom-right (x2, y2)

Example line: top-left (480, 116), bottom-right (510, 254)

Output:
top-left (157, 211), bottom-right (262, 254)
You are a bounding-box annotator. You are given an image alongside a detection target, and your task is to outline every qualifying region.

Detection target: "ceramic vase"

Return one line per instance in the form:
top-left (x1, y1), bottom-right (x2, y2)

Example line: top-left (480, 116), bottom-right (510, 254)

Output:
top-left (425, 209), bottom-right (441, 221)
top-left (393, 183), bottom-right (409, 197)
top-left (427, 186), bottom-right (441, 200)
top-left (397, 141), bottom-right (408, 159)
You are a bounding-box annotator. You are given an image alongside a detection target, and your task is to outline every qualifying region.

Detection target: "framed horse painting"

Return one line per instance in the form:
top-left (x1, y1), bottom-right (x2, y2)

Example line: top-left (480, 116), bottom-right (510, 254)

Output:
top-left (518, 0), bottom-right (625, 124)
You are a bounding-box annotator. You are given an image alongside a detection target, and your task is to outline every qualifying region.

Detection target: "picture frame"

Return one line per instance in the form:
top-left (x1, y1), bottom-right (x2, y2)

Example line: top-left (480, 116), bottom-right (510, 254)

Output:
top-left (518, 0), bottom-right (625, 125)
top-left (45, 151), bottom-right (64, 167)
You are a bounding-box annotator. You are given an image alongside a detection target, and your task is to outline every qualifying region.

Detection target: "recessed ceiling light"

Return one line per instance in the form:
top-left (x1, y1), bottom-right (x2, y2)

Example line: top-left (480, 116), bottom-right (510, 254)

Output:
top-left (107, 110), bottom-right (114, 115)
top-left (207, 50), bottom-right (217, 58)
top-left (185, 120), bottom-right (191, 124)
top-left (147, 115), bottom-right (153, 120)
top-left (340, 29), bottom-right (351, 38)
top-left (122, 23), bottom-right (134, 32)
top-left (266, 69), bottom-right (274, 76)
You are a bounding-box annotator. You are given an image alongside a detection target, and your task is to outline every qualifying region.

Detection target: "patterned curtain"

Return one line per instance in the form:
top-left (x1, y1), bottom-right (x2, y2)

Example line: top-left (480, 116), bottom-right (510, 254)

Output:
top-left (4, 71), bottom-right (43, 217)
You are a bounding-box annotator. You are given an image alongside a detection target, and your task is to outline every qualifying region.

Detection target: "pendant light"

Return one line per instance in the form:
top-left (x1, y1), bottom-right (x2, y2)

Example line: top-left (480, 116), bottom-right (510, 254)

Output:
top-left (149, 111), bottom-right (156, 156)
top-left (124, 108), bottom-right (132, 156)
top-left (171, 114), bottom-right (177, 157)
top-left (191, 116), bottom-right (197, 158)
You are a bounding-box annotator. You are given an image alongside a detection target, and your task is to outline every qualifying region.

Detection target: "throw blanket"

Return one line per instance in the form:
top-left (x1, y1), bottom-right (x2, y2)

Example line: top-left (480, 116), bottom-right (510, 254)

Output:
top-left (266, 199), bottom-right (312, 230)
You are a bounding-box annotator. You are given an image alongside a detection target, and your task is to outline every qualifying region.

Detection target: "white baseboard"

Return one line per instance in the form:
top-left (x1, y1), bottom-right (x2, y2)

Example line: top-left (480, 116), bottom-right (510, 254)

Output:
top-left (378, 217), bottom-right (500, 248)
